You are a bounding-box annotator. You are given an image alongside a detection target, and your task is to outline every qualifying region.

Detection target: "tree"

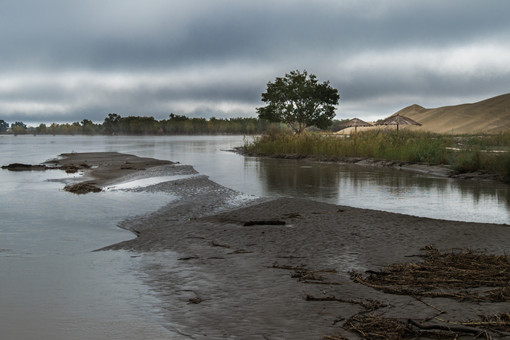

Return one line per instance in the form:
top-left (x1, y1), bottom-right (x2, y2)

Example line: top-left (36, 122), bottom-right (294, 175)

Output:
top-left (11, 121), bottom-right (27, 135)
top-left (35, 123), bottom-right (47, 134)
top-left (81, 119), bottom-right (97, 135)
top-left (257, 70), bottom-right (340, 134)
top-left (0, 119), bottom-right (8, 133)
top-left (168, 113), bottom-right (189, 121)
top-left (103, 113), bottom-right (121, 135)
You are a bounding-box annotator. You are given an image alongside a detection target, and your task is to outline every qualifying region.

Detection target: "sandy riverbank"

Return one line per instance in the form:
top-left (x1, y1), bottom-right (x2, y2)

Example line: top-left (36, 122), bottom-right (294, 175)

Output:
top-left (37, 153), bottom-right (510, 338)
top-left (106, 198), bottom-right (510, 339)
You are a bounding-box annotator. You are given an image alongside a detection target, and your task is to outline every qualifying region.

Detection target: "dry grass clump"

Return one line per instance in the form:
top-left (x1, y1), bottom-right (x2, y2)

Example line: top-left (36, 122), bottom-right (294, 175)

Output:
top-left (276, 247), bottom-right (510, 339)
top-left (475, 313), bottom-right (510, 332)
top-left (351, 246), bottom-right (510, 302)
top-left (342, 314), bottom-right (458, 340)
top-left (317, 246), bottom-right (510, 339)
top-left (325, 313), bottom-right (510, 340)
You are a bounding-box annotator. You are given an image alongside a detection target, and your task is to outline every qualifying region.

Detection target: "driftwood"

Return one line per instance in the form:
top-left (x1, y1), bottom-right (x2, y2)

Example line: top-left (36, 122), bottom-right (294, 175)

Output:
top-left (243, 220), bottom-right (286, 226)
top-left (272, 263), bottom-right (343, 285)
top-left (305, 294), bottom-right (385, 311)
top-left (322, 335), bottom-right (349, 340)
top-left (342, 313), bottom-right (483, 340)
top-left (322, 294), bottom-right (510, 339)
top-left (351, 246), bottom-right (510, 302)
top-left (334, 246), bottom-right (510, 339)
top-left (407, 319), bottom-right (487, 337)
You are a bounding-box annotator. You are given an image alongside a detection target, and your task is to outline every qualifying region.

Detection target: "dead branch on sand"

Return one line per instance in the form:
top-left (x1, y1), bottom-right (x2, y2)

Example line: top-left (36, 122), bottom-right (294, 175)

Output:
top-left (351, 246), bottom-right (510, 302)
top-left (341, 313), bottom-right (491, 340)
top-left (272, 262), bottom-right (344, 285)
top-left (334, 246), bottom-right (510, 339)
top-left (305, 294), bottom-right (385, 312)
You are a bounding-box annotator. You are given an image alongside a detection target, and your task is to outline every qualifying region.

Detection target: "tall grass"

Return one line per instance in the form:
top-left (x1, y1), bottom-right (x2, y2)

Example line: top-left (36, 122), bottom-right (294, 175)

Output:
top-left (244, 129), bottom-right (510, 180)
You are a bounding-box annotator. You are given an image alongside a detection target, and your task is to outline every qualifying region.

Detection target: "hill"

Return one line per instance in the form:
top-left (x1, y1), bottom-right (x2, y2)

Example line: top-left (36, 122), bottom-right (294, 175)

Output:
top-left (393, 93), bottom-right (510, 134)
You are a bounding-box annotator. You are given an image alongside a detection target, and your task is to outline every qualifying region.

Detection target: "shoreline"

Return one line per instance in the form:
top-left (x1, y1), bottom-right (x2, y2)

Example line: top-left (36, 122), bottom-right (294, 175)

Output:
top-left (45, 151), bottom-right (175, 185)
top-left (237, 147), bottom-right (505, 183)
top-left (9, 152), bottom-right (510, 338)
top-left (108, 195), bottom-right (510, 339)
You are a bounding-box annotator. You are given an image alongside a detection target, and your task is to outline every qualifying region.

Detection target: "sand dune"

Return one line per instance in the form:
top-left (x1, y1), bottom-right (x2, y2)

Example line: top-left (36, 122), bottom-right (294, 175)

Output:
top-left (340, 93), bottom-right (510, 134)
top-left (393, 93), bottom-right (510, 134)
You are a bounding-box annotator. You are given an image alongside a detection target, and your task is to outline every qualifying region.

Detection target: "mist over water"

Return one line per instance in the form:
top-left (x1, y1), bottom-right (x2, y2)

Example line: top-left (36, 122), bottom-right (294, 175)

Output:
top-left (0, 135), bottom-right (508, 339)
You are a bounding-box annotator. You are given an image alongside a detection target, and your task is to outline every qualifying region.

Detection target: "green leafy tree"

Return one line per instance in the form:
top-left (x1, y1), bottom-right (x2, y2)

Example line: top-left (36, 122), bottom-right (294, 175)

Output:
top-left (0, 119), bottom-right (8, 132)
top-left (119, 116), bottom-right (157, 134)
top-left (168, 113), bottom-right (189, 121)
top-left (35, 123), bottom-right (47, 134)
top-left (81, 119), bottom-right (97, 135)
top-left (11, 121), bottom-right (27, 135)
top-left (257, 70), bottom-right (340, 134)
top-left (103, 113), bottom-right (121, 135)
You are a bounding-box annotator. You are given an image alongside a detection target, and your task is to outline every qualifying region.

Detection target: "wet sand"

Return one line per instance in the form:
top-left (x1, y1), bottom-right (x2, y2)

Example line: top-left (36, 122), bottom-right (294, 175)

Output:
top-left (50, 153), bottom-right (510, 339)
top-left (46, 151), bottom-right (175, 185)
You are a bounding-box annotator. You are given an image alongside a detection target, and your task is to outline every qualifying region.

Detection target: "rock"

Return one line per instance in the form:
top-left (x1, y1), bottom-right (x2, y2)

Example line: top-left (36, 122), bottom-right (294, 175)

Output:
top-left (1, 163), bottom-right (48, 171)
top-left (63, 183), bottom-right (102, 194)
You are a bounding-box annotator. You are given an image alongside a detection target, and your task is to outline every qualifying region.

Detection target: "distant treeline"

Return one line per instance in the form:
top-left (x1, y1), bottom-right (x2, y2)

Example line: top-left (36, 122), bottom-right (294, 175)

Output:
top-left (0, 114), bottom-right (350, 136)
top-left (0, 114), bottom-right (272, 135)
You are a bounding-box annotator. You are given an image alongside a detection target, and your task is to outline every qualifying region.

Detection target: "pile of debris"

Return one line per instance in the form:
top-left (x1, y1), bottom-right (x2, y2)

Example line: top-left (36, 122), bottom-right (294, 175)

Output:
top-left (323, 246), bottom-right (510, 339)
top-left (351, 245), bottom-right (510, 302)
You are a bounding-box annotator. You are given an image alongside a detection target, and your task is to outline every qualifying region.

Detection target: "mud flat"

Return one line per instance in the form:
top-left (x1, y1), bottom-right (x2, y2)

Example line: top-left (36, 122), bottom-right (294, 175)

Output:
top-left (29, 153), bottom-right (510, 339)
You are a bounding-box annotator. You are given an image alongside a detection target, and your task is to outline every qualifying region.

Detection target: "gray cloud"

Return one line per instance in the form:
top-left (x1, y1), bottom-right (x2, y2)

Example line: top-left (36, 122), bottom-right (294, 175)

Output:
top-left (1, 0), bottom-right (510, 124)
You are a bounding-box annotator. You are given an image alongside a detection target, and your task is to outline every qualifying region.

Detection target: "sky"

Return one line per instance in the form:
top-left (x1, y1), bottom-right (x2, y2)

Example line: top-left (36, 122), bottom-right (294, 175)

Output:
top-left (1, 0), bottom-right (510, 125)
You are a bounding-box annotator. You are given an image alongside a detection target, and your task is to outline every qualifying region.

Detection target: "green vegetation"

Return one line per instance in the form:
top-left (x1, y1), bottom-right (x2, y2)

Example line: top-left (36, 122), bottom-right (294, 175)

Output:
top-left (10, 121), bottom-right (28, 135)
top-left (244, 129), bottom-right (510, 180)
top-left (0, 119), bottom-right (8, 133)
top-left (0, 114), bottom-right (271, 136)
top-left (257, 70), bottom-right (340, 134)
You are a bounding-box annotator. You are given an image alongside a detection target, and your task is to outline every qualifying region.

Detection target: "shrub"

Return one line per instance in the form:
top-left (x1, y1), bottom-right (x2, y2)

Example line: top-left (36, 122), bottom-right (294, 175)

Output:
top-left (245, 129), bottom-right (510, 178)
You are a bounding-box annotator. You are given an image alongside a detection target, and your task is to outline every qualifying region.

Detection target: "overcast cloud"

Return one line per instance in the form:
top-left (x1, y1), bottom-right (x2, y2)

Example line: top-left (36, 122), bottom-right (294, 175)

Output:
top-left (1, 0), bottom-right (510, 124)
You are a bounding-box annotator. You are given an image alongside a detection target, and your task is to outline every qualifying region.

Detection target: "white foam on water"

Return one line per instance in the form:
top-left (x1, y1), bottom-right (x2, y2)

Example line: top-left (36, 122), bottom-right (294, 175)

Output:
top-left (105, 174), bottom-right (199, 190)
top-left (225, 193), bottom-right (260, 208)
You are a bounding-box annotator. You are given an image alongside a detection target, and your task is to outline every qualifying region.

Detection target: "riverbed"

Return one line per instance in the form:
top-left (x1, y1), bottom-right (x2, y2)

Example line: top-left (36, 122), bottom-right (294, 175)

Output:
top-left (1, 135), bottom-right (509, 339)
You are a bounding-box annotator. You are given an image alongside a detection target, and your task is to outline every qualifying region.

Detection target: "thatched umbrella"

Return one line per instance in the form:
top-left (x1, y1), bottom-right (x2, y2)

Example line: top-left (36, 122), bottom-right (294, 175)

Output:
top-left (376, 114), bottom-right (422, 132)
top-left (341, 118), bottom-right (373, 133)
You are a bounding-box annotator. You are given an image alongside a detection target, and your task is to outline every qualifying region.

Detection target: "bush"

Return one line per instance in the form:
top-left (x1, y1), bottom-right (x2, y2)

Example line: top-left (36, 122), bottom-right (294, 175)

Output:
top-left (244, 129), bottom-right (510, 178)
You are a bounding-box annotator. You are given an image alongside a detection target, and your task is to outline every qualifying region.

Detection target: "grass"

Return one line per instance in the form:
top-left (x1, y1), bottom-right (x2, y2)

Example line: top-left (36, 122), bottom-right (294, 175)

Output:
top-left (243, 128), bottom-right (510, 181)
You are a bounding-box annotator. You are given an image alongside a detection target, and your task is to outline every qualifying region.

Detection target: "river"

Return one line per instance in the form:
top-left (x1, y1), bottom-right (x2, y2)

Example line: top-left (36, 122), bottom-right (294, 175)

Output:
top-left (1, 135), bottom-right (508, 339)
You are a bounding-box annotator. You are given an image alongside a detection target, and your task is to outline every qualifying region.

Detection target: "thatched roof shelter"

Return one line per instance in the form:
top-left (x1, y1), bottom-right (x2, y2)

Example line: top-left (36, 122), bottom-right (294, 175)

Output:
top-left (341, 118), bottom-right (373, 133)
top-left (376, 114), bottom-right (422, 132)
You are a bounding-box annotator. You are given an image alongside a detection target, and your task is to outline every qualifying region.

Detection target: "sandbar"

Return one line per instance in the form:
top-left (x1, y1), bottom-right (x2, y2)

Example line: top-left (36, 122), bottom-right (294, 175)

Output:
top-left (40, 153), bottom-right (510, 338)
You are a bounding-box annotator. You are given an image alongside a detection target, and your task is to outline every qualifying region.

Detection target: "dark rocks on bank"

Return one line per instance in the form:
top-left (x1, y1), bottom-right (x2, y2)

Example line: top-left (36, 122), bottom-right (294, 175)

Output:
top-left (63, 183), bottom-right (102, 194)
top-left (58, 163), bottom-right (92, 173)
top-left (1, 163), bottom-right (48, 171)
top-left (2, 162), bottom-right (92, 173)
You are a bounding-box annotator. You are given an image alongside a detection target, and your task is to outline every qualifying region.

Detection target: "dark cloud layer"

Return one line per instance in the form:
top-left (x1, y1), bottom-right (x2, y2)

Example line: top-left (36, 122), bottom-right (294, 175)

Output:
top-left (1, 0), bottom-right (510, 124)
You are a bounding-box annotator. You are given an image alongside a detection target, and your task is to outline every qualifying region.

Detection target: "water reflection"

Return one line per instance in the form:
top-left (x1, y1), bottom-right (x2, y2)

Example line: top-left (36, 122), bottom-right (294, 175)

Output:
top-left (255, 159), bottom-right (341, 200)
top-left (252, 157), bottom-right (510, 224)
